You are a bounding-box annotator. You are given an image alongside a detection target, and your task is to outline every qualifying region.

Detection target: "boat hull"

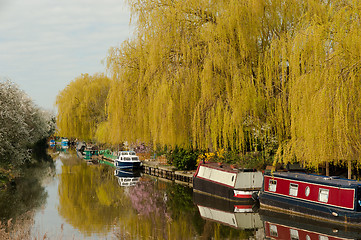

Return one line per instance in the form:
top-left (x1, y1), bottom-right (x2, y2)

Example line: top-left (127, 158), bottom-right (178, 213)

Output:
top-left (259, 192), bottom-right (361, 226)
top-left (193, 176), bottom-right (257, 202)
top-left (114, 161), bottom-right (142, 170)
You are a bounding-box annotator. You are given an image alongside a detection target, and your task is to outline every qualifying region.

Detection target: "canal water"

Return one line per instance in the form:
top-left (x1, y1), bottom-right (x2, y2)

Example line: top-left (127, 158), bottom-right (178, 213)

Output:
top-left (2, 150), bottom-right (361, 239)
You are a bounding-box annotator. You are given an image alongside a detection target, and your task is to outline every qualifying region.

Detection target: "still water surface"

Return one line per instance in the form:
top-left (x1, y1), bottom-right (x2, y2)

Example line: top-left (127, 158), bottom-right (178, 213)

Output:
top-left (2, 151), bottom-right (361, 239)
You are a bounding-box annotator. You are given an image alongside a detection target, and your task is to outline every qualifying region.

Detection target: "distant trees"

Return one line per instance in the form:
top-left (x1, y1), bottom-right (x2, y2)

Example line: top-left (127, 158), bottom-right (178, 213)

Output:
top-left (56, 0), bottom-right (361, 169)
top-left (55, 73), bottom-right (111, 141)
top-left (0, 80), bottom-right (54, 167)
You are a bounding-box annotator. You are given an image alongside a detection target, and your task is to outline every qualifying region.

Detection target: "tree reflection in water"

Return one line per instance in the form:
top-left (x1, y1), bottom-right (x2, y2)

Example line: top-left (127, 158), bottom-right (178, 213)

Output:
top-left (1, 153), bottom-right (258, 239)
top-left (127, 180), bottom-right (170, 220)
top-left (58, 158), bottom-right (258, 239)
top-left (0, 161), bottom-right (54, 222)
top-left (58, 161), bottom-right (131, 237)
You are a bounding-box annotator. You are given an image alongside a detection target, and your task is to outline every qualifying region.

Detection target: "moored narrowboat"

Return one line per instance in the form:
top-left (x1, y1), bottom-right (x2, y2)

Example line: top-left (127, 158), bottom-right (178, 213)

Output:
top-left (259, 171), bottom-right (361, 226)
top-left (76, 142), bottom-right (98, 161)
top-left (193, 162), bottom-right (263, 202)
top-left (61, 138), bottom-right (69, 149)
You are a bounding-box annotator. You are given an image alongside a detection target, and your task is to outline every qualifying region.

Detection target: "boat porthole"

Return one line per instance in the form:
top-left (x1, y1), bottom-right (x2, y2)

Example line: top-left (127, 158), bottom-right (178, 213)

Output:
top-left (231, 176), bottom-right (234, 182)
top-left (305, 186), bottom-right (310, 197)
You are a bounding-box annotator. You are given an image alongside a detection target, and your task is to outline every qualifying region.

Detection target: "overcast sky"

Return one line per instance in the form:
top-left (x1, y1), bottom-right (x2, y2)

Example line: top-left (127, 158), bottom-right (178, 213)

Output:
top-left (0, 0), bottom-right (132, 112)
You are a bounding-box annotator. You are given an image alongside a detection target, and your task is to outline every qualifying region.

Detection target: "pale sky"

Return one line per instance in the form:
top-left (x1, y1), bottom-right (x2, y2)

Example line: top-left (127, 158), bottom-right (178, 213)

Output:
top-left (0, 0), bottom-right (132, 112)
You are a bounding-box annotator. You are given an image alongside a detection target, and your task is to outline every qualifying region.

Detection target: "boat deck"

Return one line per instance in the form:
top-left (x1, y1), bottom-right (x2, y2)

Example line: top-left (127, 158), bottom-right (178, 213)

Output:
top-left (268, 171), bottom-right (361, 188)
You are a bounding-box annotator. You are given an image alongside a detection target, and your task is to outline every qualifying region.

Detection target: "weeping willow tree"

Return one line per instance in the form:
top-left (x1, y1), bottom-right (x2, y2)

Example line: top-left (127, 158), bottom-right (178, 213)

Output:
top-left (56, 0), bottom-right (361, 169)
top-left (104, 0), bottom-right (361, 168)
top-left (104, 0), bottom-right (302, 153)
top-left (271, 1), bottom-right (361, 169)
top-left (56, 73), bottom-right (111, 141)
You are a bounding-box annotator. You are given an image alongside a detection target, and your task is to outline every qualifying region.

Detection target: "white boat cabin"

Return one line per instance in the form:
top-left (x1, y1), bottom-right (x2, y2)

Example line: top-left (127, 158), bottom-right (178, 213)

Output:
top-left (116, 151), bottom-right (140, 162)
top-left (196, 164), bottom-right (263, 189)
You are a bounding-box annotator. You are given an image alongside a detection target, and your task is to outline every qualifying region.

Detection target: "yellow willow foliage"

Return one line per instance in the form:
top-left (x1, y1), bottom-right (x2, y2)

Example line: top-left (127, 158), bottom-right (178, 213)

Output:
top-left (103, 0), bottom-right (361, 166)
top-left (56, 73), bottom-right (111, 141)
top-left (267, 0), bottom-right (361, 167)
top-left (107, 0), bottom-right (285, 150)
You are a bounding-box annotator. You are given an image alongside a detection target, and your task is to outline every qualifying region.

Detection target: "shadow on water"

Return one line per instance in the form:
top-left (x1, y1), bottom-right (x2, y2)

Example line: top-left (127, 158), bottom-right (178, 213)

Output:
top-left (0, 162), bottom-right (54, 221)
top-left (0, 143), bottom-right (55, 224)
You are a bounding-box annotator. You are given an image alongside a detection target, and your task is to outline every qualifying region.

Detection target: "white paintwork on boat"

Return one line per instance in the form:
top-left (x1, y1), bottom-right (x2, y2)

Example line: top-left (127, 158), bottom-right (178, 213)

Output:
top-left (234, 171), bottom-right (263, 189)
top-left (196, 165), bottom-right (263, 190)
top-left (197, 165), bottom-right (237, 187)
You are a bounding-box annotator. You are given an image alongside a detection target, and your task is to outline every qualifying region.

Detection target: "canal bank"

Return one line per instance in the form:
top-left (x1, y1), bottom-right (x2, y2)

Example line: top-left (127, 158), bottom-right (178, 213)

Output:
top-left (97, 151), bottom-right (195, 186)
top-left (142, 160), bottom-right (194, 187)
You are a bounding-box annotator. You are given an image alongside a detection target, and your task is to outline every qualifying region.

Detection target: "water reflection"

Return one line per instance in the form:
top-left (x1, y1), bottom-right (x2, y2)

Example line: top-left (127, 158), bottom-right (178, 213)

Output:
top-left (58, 160), bottom-right (130, 237)
top-left (260, 210), bottom-right (361, 240)
top-left (6, 151), bottom-right (361, 239)
top-left (193, 192), bottom-right (262, 230)
top-left (193, 192), bottom-right (263, 239)
top-left (114, 169), bottom-right (141, 187)
top-left (0, 161), bottom-right (55, 222)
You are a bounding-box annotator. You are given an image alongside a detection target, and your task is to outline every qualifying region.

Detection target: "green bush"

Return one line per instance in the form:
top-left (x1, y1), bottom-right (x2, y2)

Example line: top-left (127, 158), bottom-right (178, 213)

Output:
top-left (166, 147), bottom-right (200, 170)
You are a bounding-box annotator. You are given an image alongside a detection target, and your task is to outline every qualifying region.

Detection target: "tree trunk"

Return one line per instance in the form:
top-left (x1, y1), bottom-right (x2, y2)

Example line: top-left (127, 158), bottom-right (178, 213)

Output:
top-left (348, 160), bottom-right (352, 179)
top-left (326, 161), bottom-right (329, 176)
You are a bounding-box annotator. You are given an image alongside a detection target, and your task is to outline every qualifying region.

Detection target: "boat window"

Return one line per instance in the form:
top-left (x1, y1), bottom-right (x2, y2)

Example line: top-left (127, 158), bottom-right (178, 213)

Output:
top-left (269, 224), bottom-right (278, 237)
top-left (290, 229), bottom-right (299, 240)
top-left (132, 157), bottom-right (138, 161)
top-left (305, 186), bottom-right (310, 197)
top-left (289, 183), bottom-right (298, 196)
top-left (125, 157), bottom-right (131, 160)
top-left (318, 188), bottom-right (329, 203)
top-left (319, 236), bottom-right (329, 240)
top-left (269, 180), bottom-right (277, 192)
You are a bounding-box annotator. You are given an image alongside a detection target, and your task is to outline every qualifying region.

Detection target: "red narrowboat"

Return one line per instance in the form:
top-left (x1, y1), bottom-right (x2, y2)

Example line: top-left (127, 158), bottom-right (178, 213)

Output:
top-left (259, 171), bottom-right (361, 226)
top-left (193, 162), bottom-right (263, 202)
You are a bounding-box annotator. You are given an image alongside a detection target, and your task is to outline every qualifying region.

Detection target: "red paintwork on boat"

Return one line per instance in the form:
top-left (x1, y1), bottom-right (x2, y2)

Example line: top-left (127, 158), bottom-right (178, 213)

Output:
top-left (234, 205), bottom-right (253, 210)
top-left (233, 191), bottom-right (253, 198)
top-left (264, 175), bottom-right (355, 210)
top-left (264, 221), bottom-right (350, 240)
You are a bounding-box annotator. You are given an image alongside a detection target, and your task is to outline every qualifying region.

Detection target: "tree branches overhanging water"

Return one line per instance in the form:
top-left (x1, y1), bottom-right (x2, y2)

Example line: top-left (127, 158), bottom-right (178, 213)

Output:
top-left (56, 0), bottom-right (361, 168)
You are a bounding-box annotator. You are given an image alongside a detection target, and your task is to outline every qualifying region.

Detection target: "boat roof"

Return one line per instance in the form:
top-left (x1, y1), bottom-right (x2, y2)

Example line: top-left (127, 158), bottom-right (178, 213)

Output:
top-left (199, 162), bottom-right (258, 172)
top-left (266, 171), bottom-right (361, 188)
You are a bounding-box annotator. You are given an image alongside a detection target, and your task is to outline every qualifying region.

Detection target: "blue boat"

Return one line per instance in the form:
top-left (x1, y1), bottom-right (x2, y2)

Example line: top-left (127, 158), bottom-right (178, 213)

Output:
top-left (61, 138), bottom-right (69, 149)
top-left (49, 139), bottom-right (55, 147)
top-left (114, 151), bottom-right (142, 170)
